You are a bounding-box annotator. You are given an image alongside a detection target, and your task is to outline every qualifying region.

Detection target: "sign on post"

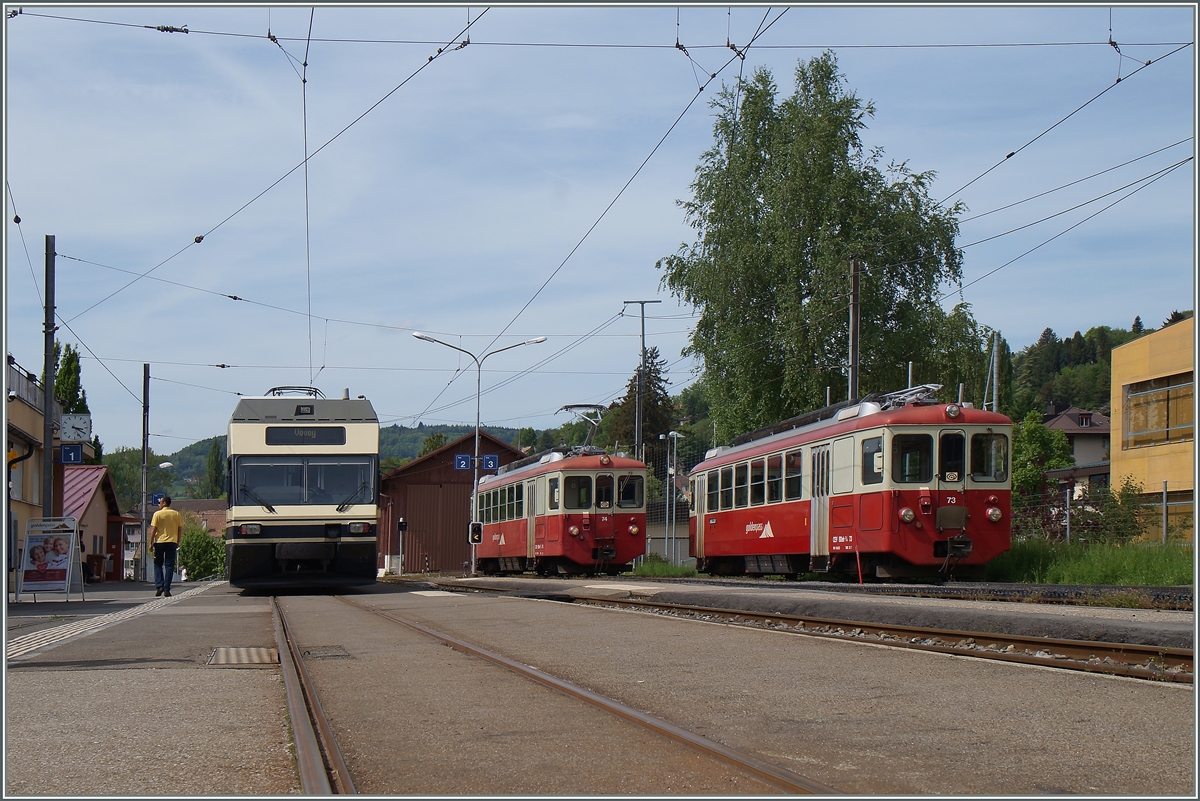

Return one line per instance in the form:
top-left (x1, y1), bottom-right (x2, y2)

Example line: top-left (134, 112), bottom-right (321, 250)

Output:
top-left (16, 517), bottom-right (84, 602)
top-left (454, 454), bottom-right (472, 470)
top-left (60, 444), bottom-right (83, 464)
top-left (481, 454), bottom-right (499, 470)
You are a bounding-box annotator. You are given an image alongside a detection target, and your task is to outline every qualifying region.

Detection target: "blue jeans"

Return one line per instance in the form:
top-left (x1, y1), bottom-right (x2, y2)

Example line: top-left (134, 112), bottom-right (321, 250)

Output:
top-left (153, 543), bottom-right (178, 593)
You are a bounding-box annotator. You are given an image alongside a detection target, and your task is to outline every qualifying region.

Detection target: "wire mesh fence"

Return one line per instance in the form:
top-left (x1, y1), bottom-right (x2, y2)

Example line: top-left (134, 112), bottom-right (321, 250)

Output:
top-left (1011, 486), bottom-right (1193, 546)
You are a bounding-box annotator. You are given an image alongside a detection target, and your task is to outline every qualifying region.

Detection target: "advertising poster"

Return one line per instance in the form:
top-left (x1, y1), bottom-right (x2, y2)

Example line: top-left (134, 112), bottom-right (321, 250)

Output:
top-left (20, 520), bottom-right (77, 593)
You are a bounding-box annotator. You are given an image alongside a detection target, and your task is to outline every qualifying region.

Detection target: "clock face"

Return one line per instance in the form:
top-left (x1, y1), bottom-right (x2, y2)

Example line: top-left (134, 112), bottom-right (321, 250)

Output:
top-left (62, 414), bottom-right (92, 441)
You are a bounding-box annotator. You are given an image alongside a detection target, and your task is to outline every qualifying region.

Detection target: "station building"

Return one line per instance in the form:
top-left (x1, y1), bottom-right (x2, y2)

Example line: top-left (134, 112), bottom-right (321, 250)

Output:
top-left (1109, 316), bottom-right (1194, 541)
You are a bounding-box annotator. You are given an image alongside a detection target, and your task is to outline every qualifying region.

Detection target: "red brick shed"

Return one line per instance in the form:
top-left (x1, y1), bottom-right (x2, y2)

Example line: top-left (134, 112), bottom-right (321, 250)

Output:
top-left (377, 432), bottom-right (524, 575)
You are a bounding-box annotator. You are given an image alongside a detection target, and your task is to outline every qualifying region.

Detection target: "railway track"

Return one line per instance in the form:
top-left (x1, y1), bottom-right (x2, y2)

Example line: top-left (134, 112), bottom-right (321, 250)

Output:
top-left (272, 593), bottom-right (840, 794)
top-left (567, 596), bottom-right (1194, 683)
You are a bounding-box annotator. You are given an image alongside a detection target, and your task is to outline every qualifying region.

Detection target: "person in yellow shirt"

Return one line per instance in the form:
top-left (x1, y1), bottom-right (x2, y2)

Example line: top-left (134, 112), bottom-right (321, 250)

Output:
top-left (148, 495), bottom-right (183, 597)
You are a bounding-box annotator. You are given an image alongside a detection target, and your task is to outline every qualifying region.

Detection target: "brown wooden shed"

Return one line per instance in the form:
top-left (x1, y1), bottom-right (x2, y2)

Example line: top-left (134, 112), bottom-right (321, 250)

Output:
top-left (377, 432), bottom-right (524, 575)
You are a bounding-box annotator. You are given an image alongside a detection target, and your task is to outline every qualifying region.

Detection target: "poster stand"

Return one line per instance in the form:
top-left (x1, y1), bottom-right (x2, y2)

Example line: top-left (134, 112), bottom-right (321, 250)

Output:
top-left (15, 517), bottom-right (85, 604)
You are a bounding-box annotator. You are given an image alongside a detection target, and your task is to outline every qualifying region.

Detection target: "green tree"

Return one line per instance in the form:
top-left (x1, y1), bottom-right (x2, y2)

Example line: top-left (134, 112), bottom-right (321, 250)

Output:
top-left (198, 439), bottom-right (225, 498)
top-left (418, 432), bottom-right (448, 457)
top-left (1011, 411), bottom-right (1074, 496)
top-left (658, 52), bottom-right (966, 436)
top-left (513, 427), bottom-right (536, 453)
top-left (1131, 315), bottom-right (1144, 334)
top-left (600, 347), bottom-right (675, 449)
top-left (177, 511), bottom-right (224, 580)
top-left (103, 447), bottom-right (175, 513)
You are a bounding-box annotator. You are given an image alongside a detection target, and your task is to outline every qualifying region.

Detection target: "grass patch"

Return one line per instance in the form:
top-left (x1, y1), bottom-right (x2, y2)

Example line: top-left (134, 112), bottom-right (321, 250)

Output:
top-left (986, 539), bottom-right (1194, 586)
top-left (633, 552), bottom-right (698, 578)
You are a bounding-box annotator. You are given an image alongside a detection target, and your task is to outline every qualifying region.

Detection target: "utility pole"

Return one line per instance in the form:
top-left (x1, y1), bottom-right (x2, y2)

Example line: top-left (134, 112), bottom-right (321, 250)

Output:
top-left (847, 258), bottom-right (861, 402)
top-left (42, 235), bottom-right (56, 518)
top-left (140, 364), bottom-right (149, 583)
top-left (623, 300), bottom-right (660, 461)
top-left (992, 331), bottom-right (1001, 412)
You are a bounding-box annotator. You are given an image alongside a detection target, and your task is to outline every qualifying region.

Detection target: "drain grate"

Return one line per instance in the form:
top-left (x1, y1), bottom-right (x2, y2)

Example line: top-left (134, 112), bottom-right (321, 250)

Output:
top-left (208, 646), bottom-right (278, 666)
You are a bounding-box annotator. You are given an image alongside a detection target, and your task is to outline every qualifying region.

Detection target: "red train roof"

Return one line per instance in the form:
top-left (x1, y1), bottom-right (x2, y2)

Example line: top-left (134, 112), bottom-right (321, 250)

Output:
top-left (478, 451), bottom-right (646, 487)
top-left (693, 402), bottom-right (1011, 472)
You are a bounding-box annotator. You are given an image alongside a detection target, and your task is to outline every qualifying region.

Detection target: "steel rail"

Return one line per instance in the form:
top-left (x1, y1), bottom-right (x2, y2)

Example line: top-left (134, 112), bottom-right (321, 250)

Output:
top-left (273, 597), bottom-right (358, 794)
top-left (336, 595), bottom-right (839, 795)
top-left (576, 597), bottom-right (1193, 683)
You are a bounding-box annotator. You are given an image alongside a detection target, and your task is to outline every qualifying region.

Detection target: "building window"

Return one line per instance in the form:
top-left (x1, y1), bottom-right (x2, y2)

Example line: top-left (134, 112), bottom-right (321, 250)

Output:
top-left (1078, 413), bottom-right (1091, 427)
top-left (1124, 372), bottom-right (1193, 449)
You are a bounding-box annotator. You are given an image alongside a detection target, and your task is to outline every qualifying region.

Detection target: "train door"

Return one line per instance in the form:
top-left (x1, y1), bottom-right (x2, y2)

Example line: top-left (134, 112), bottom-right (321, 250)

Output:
top-left (692, 473), bottom-right (707, 558)
top-left (810, 444), bottom-right (831, 568)
top-left (526, 479), bottom-right (538, 563)
top-left (594, 473), bottom-right (616, 540)
top-left (936, 430), bottom-right (968, 533)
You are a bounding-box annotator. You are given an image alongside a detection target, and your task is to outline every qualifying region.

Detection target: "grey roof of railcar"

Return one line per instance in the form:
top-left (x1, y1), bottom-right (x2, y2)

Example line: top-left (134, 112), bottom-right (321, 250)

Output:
top-left (230, 396), bottom-right (378, 424)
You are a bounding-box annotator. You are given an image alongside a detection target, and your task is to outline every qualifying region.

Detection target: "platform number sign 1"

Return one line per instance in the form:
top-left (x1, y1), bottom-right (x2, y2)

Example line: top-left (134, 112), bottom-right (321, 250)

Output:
top-left (468, 521), bottom-right (483, 544)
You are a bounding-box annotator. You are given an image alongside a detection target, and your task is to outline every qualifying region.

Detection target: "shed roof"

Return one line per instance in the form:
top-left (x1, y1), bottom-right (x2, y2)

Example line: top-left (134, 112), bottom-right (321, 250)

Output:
top-left (63, 464), bottom-right (122, 519)
top-left (381, 431), bottom-right (524, 482)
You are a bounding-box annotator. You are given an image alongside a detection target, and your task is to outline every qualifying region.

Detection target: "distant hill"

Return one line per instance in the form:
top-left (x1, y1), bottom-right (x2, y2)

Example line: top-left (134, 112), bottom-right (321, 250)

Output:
top-left (161, 425), bottom-right (525, 487)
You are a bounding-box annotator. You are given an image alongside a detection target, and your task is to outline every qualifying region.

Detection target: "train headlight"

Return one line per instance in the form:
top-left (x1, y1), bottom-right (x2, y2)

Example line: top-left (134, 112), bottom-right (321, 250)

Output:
top-left (348, 522), bottom-right (371, 534)
top-left (239, 524), bottom-right (262, 536)
top-left (946, 404), bottom-right (961, 419)
top-left (899, 507), bottom-right (916, 523)
top-left (628, 524), bottom-right (640, 536)
top-left (986, 507), bottom-right (1003, 523)
top-left (568, 525), bottom-right (581, 538)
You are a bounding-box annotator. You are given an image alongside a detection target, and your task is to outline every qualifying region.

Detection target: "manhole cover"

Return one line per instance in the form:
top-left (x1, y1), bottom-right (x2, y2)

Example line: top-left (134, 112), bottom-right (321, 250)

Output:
top-left (208, 647), bottom-right (278, 666)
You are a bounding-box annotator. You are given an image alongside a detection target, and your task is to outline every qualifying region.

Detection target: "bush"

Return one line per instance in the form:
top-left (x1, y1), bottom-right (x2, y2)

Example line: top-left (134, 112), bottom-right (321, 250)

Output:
top-left (179, 529), bottom-right (225, 580)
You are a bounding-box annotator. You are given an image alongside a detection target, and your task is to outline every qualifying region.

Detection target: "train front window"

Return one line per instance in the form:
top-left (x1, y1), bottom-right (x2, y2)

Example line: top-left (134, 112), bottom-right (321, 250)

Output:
top-left (939, 432), bottom-right (965, 482)
top-left (891, 435), bottom-right (933, 483)
top-left (596, 474), bottom-right (614, 509)
top-left (971, 433), bottom-right (1009, 482)
top-left (617, 474), bottom-right (644, 508)
top-left (564, 475), bottom-right (592, 510)
top-left (236, 455), bottom-right (375, 506)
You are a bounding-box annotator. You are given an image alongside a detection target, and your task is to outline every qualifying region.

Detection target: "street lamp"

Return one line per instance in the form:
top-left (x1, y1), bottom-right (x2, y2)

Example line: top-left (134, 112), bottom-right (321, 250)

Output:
top-left (412, 332), bottom-right (546, 575)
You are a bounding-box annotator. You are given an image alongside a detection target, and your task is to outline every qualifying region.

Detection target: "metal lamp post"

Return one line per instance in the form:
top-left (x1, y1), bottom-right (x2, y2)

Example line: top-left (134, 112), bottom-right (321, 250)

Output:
top-left (664, 431), bottom-right (684, 564)
top-left (412, 332), bottom-right (546, 575)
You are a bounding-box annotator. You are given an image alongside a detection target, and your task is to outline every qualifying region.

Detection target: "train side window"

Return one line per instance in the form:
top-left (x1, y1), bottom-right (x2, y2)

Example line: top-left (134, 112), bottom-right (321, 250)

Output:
top-left (734, 463), bottom-right (749, 508)
top-left (548, 477), bottom-right (560, 510)
top-left (482, 491), bottom-right (491, 523)
top-left (596, 474), bottom-right (614, 509)
top-left (707, 471), bottom-right (720, 512)
top-left (861, 436), bottom-right (884, 485)
top-left (719, 467), bottom-right (734, 510)
top-left (617, 474), bottom-right (644, 508)
top-left (892, 434), bottom-right (933, 483)
top-left (565, 475), bottom-right (592, 510)
top-left (971, 433), bottom-right (1009, 482)
top-left (940, 432), bottom-right (965, 482)
top-left (515, 483), bottom-right (524, 518)
top-left (749, 459), bottom-right (766, 505)
top-left (784, 449), bottom-right (803, 500)
top-left (491, 490), bottom-right (500, 522)
top-left (766, 454), bottom-right (783, 503)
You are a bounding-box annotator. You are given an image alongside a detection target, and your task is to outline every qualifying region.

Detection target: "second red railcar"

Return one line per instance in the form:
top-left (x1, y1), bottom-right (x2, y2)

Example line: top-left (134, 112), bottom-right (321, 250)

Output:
top-left (475, 447), bottom-right (648, 576)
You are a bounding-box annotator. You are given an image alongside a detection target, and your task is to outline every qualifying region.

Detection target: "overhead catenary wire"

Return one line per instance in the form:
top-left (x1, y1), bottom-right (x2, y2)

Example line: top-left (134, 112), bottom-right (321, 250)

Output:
top-left (61, 10), bottom-right (489, 326)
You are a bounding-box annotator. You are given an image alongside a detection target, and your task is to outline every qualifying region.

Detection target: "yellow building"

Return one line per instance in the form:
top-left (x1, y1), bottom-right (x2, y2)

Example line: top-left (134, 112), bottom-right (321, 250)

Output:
top-left (1109, 316), bottom-right (1194, 541)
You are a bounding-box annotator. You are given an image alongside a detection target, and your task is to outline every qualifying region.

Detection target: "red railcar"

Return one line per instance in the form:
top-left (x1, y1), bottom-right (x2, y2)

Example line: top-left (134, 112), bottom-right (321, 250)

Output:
top-left (475, 447), bottom-right (648, 576)
top-left (687, 386), bottom-right (1012, 581)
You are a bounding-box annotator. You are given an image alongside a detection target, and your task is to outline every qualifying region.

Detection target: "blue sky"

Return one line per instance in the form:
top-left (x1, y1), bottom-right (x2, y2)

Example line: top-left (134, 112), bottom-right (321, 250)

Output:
top-left (4, 4), bottom-right (1196, 452)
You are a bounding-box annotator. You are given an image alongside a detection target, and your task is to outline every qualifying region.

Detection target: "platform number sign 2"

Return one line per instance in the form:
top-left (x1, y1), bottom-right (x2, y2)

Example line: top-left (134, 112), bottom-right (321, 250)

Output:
top-left (468, 522), bottom-right (483, 544)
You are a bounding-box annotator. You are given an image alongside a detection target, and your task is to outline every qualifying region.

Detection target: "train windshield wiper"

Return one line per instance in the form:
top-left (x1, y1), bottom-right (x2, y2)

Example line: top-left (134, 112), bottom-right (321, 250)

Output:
top-left (336, 481), bottom-right (368, 513)
top-left (239, 485), bottom-right (277, 514)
